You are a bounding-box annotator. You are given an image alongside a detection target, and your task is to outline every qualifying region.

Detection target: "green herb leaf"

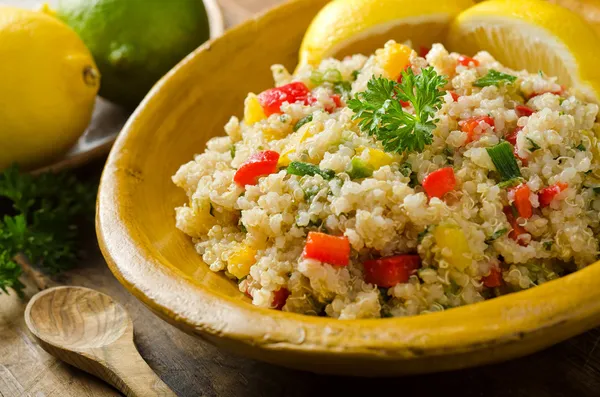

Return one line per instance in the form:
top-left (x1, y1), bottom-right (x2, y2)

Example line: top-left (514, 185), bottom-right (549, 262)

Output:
top-left (543, 241), bottom-right (553, 250)
top-left (474, 70), bottom-right (517, 88)
top-left (348, 67), bottom-right (448, 154)
top-left (576, 143), bottom-right (586, 151)
top-left (351, 70), bottom-right (360, 81)
top-left (230, 145), bottom-right (236, 159)
top-left (293, 115), bottom-right (313, 132)
top-left (323, 68), bottom-right (342, 83)
top-left (0, 166), bottom-right (96, 295)
top-left (486, 228), bottom-right (508, 243)
top-left (287, 161), bottom-right (335, 180)
top-left (486, 142), bottom-right (522, 181)
top-left (526, 137), bottom-right (541, 151)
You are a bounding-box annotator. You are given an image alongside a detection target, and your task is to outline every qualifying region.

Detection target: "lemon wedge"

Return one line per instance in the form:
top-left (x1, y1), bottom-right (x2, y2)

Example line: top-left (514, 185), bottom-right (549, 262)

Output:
top-left (547, 0), bottom-right (600, 34)
top-left (448, 0), bottom-right (600, 102)
top-left (298, 0), bottom-right (475, 67)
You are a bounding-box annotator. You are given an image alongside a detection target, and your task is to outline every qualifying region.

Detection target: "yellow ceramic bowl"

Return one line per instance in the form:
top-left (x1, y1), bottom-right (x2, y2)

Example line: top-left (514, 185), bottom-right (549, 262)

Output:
top-left (97, 0), bottom-right (600, 376)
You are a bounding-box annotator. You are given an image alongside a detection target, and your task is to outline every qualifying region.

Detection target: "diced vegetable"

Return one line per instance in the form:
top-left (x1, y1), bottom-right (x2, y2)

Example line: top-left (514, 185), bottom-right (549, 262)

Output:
top-left (528, 86), bottom-right (564, 100)
top-left (503, 206), bottom-right (528, 245)
top-left (419, 46), bottom-right (430, 58)
top-left (293, 114), bottom-right (313, 131)
top-left (243, 93), bottom-right (267, 124)
top-left (422, 167), bottom-right (456, 199)
top-left (486, 142), bottom-right (522, 181)
top-left (363, 255), bottom-right (421, 288)
top-left (364, 147), bottom-right (395, 170)
top-left (538, 183), bottom-right (568, 207)
top-left (258, 82), bottom-right (310, 116)
top-left (376, 42), bottom-right (413, 80)
top-left (459, 116), bottom-right (494, 143)
top-left (515, 105), bottom-right (534, 117)
top-left (482, 266), bottom-right (503, 288)
top-left (287, 161), bottom-right (335, 180)
top-left (457, 55), bottom-right (479, 67)
top-left (234, 150), bottom-right (280, 186)
top-left (449, 91), bottom-right (460, 102)
top-left (272, 288), bottom-right (290, 310)
top-left (433, 225), bottom-right (471, 270)
top-left (474, 70), bottom-right (517, 87)
top-left (505, 126), bottom-right (522, 146)
top-left (303, 231), bottom-right (350, 266)
top-left (347, 157), bottom-right (374, 179)
top-left (510, 184), bottom-right (533, 219)
top-left (227, 244), bottom-right (257, 279)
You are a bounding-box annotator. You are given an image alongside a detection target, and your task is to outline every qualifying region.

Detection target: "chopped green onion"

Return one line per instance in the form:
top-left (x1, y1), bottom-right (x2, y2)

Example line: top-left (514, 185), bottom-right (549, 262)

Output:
top-left (486, 142), bottom-right (522, 181)
top-left (351, 70), bottom-right (360, 81)
top-left (526, 137), bottom-right (541, 151)
top-left (323, 68), bottom-right (342, 83)
top-left (310, 70), bottom-right (323, 85)
top-left (576, 143), bottom-right (586, 151)
top-left (538, 70), bottom-right (544, 78)
top-left (543, 241), bottom-right (553, 250)
top-left (293, 115), bottom-right (313, 132)
top-left (230, 145), bottom-right (236, 159)
top-left (474, 70), bottom-right (517, 87)
top-left (346, 157), bottom-right (373, 179)
top-left (287, 161), bottom-right (335, 180)
top-left (486, 228), bottom-right (507, 243)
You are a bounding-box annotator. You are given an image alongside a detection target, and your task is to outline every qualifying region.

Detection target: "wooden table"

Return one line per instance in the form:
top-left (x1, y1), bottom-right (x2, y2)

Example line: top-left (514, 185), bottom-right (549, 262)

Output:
top-left (2, 0), bottom-right (600, 396)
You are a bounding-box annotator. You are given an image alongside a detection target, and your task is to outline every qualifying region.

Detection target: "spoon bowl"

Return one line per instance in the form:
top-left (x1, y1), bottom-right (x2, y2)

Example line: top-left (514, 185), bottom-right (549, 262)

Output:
top-left (26, 286), bottom-right (130, 349)
top-left (25, 286), bottom-right (176, 397)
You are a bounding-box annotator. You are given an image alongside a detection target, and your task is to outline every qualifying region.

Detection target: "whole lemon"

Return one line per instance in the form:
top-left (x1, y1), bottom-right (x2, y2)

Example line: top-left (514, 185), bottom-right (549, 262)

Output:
top-left (56, 0), bottom-right (210, 109)
top-left (0, 6), bottom-right (100, 171)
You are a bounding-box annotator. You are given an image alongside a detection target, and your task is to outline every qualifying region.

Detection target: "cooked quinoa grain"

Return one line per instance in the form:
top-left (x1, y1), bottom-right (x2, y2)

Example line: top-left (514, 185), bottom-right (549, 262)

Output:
top-left (173, 41), bottom-right (600, 319)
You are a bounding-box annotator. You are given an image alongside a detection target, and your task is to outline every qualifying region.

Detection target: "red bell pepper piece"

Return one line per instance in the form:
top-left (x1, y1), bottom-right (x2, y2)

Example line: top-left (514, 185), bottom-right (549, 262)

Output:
top-left (419, 46), bottom-right (430, 58)
top-left (538, 183), bottom-right (568, 207)
top-left (234, 150), bottom-right (280, 186)
top-left (459, 116), bottom-right (494, 143)
top-left (510, 184), bottom-right (532, 219)
top-left (272, 288), bottom-right (290, 310)
top-left (449, 91), bottom-right (460, 102)
top-left (505, 126), bottom-right (522, 145)
top-left (482, 266), bottom-right (503, 288)
top-left (258, 82), bottom-right (310, 116)
top-left (527, 86), bottom-right (564, 100)
top-left (363, 255), bottom-right (421, 288)
top-left (503, 206), bottom-right (529, 246)
top-left (303, 232), bottom-right (350, 266)
top-left (515, 105), bottom-right (535, 117)
top-left (422, 167), bottom-right (456, 199)
top-left (457, 55), bottom-right (480, 67)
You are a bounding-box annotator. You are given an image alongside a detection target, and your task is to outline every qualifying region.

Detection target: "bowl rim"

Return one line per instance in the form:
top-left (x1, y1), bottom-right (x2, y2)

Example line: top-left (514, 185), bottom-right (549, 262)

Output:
top-left (97, 0), bottom-right (600, 360)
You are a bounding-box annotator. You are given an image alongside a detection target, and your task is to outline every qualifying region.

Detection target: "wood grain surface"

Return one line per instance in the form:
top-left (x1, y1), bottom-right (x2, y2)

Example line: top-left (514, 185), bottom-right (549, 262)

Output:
top-left (1, 0), bottom-right (600, 396)
top-left (25, 287), bottom-right (176, 397)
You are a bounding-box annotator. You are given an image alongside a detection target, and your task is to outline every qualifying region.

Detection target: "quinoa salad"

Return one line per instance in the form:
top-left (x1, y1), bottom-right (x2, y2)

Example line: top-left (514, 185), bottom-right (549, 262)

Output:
top-left (173, 41), bottom-right (600, 319)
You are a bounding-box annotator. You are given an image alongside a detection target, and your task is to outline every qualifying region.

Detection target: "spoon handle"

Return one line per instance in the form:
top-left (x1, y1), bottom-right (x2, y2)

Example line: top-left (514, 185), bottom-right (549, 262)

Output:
top-left (104, 346), bottom-right (177, 397)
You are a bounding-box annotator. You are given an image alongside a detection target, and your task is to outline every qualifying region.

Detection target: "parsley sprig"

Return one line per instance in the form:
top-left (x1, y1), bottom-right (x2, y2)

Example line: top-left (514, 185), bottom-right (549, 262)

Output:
top-left (348, 67), bottom-right (447, 153)
top-left (0, 166), bottom-right (96, 296)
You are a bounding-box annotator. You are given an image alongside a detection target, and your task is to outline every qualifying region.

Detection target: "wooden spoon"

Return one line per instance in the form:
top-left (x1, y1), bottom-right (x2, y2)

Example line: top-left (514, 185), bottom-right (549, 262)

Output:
top-left (24, 286), bottom-right (177, 397)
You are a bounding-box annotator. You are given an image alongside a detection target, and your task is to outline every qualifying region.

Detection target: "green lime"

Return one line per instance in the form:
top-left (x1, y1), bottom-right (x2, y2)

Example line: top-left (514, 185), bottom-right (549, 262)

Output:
top-left (56, 0), bottom-right (210, 109)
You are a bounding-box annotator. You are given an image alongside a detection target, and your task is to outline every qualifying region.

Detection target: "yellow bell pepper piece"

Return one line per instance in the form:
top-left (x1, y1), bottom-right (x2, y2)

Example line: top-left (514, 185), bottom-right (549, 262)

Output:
top-left (364, 147), bottom-right (394, 170)
top-left (375, 42), bottom-right (414, 80)
top-left (243, 93), bottom-right (266, 125)
top-left (227, 244), bottom-right (257, 279)
top-left (434, 225), bottom-right (471, 271)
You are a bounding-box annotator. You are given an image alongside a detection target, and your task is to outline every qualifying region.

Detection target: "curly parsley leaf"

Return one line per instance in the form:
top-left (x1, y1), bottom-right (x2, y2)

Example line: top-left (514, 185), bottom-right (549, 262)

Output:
top-left (347, 67), bottom-right (447, 154)
top-left (474, 70), bottom-right (517, 87)
top-left (0, 166), bottom-right (96, 295)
